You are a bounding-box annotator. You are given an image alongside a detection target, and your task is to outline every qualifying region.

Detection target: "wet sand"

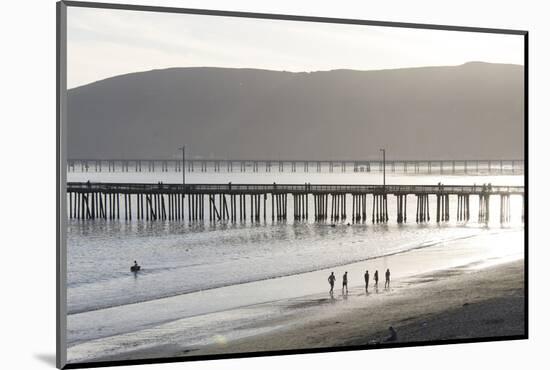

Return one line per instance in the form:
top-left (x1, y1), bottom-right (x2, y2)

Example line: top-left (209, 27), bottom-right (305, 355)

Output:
top-left (68, 229), bottom-right (522, 351)
top-left (88, 258), bottom-right (524, 363)
top-left (181, 259), bottom-right (525, 357)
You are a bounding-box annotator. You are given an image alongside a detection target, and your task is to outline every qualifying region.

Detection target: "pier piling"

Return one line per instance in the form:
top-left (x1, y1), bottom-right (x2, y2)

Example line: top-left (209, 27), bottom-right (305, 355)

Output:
top-left (67, 183), bottom-right (523, 227)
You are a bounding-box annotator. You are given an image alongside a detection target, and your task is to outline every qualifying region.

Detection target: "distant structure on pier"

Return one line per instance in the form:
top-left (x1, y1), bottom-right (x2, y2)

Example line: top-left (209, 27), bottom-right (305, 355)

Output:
top-left (67, 158), bottom-right (524, 175)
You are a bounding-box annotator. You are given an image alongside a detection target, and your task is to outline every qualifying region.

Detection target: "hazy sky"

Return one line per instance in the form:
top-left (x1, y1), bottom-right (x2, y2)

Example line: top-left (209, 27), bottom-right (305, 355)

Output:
top-left (67, 6), bottom-right (524, 89)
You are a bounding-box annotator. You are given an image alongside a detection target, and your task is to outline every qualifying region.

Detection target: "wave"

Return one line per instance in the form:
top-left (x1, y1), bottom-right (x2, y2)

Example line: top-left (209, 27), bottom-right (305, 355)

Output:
top-left (67, 228), bottom-right (508, 315)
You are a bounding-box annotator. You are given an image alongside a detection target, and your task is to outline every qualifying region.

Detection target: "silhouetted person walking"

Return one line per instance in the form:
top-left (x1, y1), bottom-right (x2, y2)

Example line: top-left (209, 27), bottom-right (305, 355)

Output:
top-left (385, 268), bottom-right (391, 288)
top-left (374, 270), bottom-right (379, 288)
top-left (328, 272), bottom-right (336, 294)
top-left (342, 271), bottom-right (348, 293)
top-left (364, 270), bottom-right (370, 291)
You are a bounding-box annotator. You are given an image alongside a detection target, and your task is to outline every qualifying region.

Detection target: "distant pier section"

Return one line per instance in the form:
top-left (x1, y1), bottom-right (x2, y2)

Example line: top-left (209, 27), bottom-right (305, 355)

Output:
top-left (66, 182), bottom-right (524, 224)
top-left (67, 158), bottom-right (524, 175)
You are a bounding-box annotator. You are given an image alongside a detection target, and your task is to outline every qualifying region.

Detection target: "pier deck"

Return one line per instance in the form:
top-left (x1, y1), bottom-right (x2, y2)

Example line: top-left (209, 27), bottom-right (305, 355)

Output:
top-left (66, 182), bottom-right (524, 224)
top-left (67, 183), bottom-right (523, 195)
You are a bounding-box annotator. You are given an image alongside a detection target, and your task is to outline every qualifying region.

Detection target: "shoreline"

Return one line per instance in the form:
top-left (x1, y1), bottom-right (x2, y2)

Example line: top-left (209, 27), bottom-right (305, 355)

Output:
top-left (67, 229), bottom-right (522, 350)
top-left (182, 259), bottom-right (525, 357)
top-left (67, 227), bottom-right (495, 316)
top-left (82, 257), bottom-right (525, 364)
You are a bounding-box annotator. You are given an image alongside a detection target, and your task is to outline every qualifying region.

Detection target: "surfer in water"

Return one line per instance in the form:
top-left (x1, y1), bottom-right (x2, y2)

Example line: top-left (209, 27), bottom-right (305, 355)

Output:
top-left (131, 260), bottom-right (140, 272)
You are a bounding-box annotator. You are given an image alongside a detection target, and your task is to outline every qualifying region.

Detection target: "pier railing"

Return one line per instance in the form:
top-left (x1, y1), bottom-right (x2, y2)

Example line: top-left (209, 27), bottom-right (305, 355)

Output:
top-left (67, 182), bottom-right (524, 196)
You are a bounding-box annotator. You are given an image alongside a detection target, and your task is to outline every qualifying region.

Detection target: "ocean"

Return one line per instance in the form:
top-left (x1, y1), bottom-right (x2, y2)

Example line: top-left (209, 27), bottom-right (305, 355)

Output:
top-left (65, 169), bottom-right (524, 362)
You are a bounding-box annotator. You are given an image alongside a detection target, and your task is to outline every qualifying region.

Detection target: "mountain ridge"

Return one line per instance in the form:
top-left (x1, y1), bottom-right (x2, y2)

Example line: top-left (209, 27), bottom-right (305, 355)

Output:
top-left (67, 63), bottom-right (524, 160)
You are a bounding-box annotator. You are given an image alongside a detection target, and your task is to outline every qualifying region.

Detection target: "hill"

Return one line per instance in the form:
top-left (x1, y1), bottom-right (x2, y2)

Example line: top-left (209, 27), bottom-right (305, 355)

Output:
top-left (67, 63), bottom-right (524, 160)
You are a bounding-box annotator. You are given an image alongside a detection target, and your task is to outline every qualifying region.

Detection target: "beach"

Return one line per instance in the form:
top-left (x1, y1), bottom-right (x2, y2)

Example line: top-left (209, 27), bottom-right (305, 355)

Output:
top-left (184, 259), bottom-right (525, 357)
top-left (75, 232), bottom-right (525, 364)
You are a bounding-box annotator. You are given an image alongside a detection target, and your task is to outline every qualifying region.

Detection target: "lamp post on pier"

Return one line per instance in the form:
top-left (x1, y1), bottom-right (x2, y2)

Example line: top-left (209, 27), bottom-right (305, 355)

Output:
top-left (380, 148), bottom-right (386, 192)
top-left (178, 146), bottom-right (185, 188)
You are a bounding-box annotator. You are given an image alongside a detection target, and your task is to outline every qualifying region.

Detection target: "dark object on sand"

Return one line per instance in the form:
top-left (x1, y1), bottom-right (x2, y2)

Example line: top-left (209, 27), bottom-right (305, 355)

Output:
top-left (385, 326), bottom-right (397, 342)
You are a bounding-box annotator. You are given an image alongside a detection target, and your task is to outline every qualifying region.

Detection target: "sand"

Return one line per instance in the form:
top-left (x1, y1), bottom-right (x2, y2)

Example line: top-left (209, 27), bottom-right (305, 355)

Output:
top-left (87, 259), bottom-right (525, 364)
top-left (184, 259), bottom-right (525, 357)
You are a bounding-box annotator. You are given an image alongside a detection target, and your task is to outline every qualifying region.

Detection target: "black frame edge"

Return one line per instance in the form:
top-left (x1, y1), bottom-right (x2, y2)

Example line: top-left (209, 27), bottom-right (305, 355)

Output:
top-left (57, 1), bottom-right (68, 369)
top-left (62, 335), bottom-right (528, 369)
top-left (523, 32), bottom-right (529, 338)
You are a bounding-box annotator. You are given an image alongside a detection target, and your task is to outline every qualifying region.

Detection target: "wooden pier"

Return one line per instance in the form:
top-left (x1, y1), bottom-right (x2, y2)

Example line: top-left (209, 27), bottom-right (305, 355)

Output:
top-left (66, 183), bottom-right (524, 224)
top-left (66, 158), bottom-right (524, 175)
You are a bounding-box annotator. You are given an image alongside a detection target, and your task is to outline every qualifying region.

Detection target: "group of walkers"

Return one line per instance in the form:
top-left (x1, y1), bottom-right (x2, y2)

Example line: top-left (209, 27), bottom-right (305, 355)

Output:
top-left (328, 268), bottom-right (391, 294)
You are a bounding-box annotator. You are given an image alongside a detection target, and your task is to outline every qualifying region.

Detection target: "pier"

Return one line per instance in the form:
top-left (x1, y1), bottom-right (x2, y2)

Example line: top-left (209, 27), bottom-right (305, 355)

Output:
top-left (66, 183), bottom-right (524, 224)
top-left (66, 158), bottom-right (524, 175)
